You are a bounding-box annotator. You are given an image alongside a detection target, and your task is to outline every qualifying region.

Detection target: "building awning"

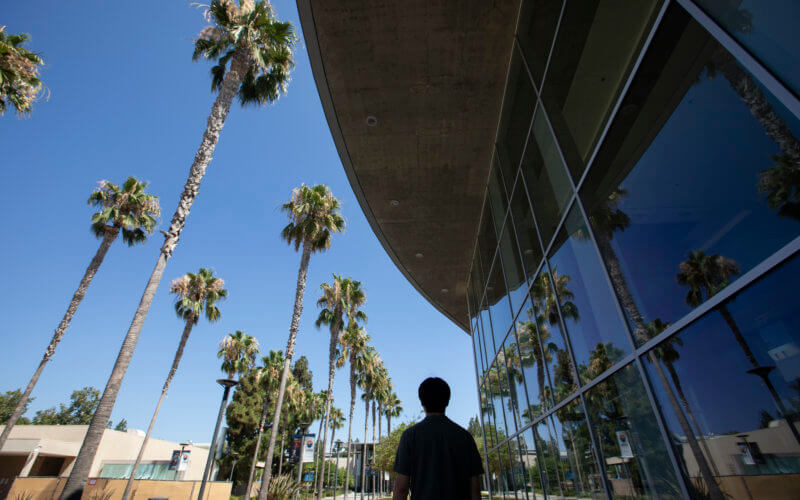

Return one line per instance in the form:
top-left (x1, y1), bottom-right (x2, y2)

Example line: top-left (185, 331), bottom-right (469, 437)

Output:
top-left (298, 0), bottom-right (521, 330)
top-left (0, 438), bottom-right (80, 457)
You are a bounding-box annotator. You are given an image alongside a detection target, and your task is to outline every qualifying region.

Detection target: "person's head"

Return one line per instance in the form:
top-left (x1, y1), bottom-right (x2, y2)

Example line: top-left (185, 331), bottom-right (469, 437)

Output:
top-left (418, 377), bottom-right (450, 414)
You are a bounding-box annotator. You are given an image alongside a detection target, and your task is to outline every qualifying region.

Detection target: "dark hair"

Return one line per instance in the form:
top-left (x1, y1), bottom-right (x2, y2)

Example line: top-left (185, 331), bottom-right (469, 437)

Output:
top-left (418, 377), bottom-right (450, 412)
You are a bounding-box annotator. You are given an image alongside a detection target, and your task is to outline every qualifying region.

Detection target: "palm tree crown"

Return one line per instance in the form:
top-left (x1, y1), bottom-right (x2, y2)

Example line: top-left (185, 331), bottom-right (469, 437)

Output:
top-left (169, 268), bottom-right (227, 324)
top-left (193, 0), bottom-right (296, 105)
top-left (316, 275), bottom-right (367, 332)
top-left (281, 184), bottom-right (345, 252)
top-left (0, 27), bottom-right (44, 116)
top-left (88, 177), bottom-right (161, 246)
top-left (218, 331), bottom-right (260, 379)
top-left (676, 250), bottom-right (740, 307)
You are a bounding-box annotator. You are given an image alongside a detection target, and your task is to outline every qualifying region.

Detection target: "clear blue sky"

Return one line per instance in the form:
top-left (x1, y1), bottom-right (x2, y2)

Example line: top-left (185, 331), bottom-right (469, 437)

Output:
top-left (0, 0), bottom-right (476, 445)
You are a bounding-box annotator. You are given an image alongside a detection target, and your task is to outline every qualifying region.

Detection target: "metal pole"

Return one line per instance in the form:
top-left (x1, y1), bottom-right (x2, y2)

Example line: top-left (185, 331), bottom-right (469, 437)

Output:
top-left (295, 423), bottom-right (310, 500)
top-left (333, 442), bottom-right (340, 500)
top-left (198, 378), bottom-right (237, 500)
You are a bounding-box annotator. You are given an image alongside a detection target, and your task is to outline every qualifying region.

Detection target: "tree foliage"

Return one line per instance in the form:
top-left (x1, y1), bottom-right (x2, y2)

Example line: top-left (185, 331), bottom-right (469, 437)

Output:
top-left (1, 389), bottom-right (32, 425)
top-left (373, 420), bottom-right (416, 476)
top-left (0, 27), bottom-right (44, 116)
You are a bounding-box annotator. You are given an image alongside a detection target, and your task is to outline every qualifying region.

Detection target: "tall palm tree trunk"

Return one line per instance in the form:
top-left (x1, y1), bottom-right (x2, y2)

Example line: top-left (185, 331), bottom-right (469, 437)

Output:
top-left (316, 323), bottom-right (340, 499)
top-left (370, 401), bottom-right (376, 498)
top-left (328, 427), bottom-right (336, 488)
top-left (0, 226), bottom-right (118, 451)
top-left (710, 49), bottom-right (800, 166)
top-left (246, 396), bottom-right (271, 500)
top-left (59, 50), bottom-right (251, 500)
top-left (277, 430), bottom-right (285, 476)
top-left (314, 407), bottom-right (325, 495)
top-left (343, 364), bottom-right (356, 500)
top-left (361, 394), bottom-right (369, 500)
top-left (122, 319), bottom-right (195, 500)
top-left (376, 407), bottom-right (382, 496)
top-left (595, 231), bottom-right (724, 499)
top-left (259, 243), bottom-right (312, 500)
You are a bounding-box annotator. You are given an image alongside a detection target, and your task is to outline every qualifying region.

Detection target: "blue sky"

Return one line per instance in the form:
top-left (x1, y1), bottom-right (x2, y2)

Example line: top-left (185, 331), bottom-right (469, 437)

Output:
top-left (0, 0), bottom-right (476, 444)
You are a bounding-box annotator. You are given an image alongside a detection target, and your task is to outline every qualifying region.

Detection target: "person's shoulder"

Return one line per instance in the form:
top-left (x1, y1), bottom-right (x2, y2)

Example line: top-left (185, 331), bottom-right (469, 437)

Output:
top-left (445, 417), bottom-right (473, 437)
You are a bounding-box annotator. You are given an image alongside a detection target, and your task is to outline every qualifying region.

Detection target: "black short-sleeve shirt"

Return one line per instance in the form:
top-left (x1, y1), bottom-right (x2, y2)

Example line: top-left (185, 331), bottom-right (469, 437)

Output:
top-left (393, 415), bottom-right (484, 499)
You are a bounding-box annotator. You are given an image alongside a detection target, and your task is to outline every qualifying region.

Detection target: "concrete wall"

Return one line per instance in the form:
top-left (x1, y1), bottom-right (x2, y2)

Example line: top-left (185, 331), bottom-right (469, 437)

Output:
top-left (0, 426), bottom-right (208, 481)
top-left (6, 477), bottom-right (231, 500)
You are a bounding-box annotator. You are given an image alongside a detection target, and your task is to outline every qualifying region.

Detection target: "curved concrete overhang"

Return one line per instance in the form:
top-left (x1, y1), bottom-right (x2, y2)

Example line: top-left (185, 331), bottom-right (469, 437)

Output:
top-left (297, 0), bottom-right (520, 332)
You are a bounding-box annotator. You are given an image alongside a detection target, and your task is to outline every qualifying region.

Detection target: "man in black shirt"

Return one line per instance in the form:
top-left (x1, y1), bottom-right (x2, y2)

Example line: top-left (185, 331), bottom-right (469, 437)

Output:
top-left (393, 377), bottom-right (483, 499)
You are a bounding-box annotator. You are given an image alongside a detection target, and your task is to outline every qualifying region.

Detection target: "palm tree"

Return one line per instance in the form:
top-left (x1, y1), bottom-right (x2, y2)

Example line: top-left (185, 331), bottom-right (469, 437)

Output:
top-left (245, 350), bottom-right (285, 499)
top-left (677, 250), bottom-right (800, 446)
top-left (337, 325), bottom-right (370, 499)
top-left (325, 407), bottom-right (344, 489)
top-left (219, 330), bottom-right (260, 379)
top-left (60, 4), bottom-right (296, 497)
top-left (122, 269), bottom-right (226, 500)
top-left (312, 390), bottom-right (328, 494)
top-left (0, 177), bottom-right (159, 452)
top-left (258, 183), bottom-right (344, 499)
top-left (586, 191), bottom-right (724, 499)
top-left (0, 26), bottom-right (44, 115)
top-left (372, 372), bottom-right (391, 496)
top-left (356, 348), bottom-right (381, 500)
top-left (383, 392), bottom-right (402, 435)
top-left (315, 275), bottom-right (366, 499)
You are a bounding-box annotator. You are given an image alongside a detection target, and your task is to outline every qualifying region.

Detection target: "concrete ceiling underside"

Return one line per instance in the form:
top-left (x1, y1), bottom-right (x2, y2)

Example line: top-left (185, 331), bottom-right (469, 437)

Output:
top-left (297, 0), bottom-right (521, 332)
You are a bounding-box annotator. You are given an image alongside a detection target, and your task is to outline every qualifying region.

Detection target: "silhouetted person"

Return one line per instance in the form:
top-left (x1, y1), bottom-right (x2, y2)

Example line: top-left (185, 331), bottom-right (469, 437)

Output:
top-left (393, 377), bottom-right (483, 500)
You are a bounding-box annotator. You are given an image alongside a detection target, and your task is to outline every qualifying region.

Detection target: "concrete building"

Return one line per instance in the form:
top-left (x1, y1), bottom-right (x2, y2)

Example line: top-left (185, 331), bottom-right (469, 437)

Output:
top-left (299, 0), bottom-right (800, 498)
top-left (0, 425), bottom-right (209, 497)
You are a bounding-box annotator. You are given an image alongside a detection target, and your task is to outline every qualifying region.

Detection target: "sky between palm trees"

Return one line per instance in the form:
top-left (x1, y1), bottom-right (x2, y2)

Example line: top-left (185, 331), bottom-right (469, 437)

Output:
top-left (0, 0), bottom-right (475, 443)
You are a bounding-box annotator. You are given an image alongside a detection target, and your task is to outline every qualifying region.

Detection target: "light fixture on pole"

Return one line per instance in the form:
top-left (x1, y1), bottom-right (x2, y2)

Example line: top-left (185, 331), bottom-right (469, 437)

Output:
top-left (197, 377), bottom-right (238, 500)
top-left (295, 422), bottom-right (311, 500)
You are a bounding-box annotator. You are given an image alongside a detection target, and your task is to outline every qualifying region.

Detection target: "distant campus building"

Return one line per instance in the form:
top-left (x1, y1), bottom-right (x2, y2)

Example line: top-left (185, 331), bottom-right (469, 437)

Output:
top-left (0, 425), bottom-right (218, 498)
top-left (299, 0), bottom-right (800, 498)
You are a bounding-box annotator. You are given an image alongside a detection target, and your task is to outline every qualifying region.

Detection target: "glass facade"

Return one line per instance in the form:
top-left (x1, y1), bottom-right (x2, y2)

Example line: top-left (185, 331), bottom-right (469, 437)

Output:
top-left (468, 1), bottom-right (800, 498)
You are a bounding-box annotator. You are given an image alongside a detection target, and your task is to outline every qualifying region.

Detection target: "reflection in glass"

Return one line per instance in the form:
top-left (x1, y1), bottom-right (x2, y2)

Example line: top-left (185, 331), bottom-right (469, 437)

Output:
top-left (585, 363), bottom-right (682, 498)
top-left (503, 332), bottom-right (526, 436)
top-left (548, 205), bottom-right (630, 383)
top-left (528, 269), bottom-right (578, 403)
top-left (520, 108), bottom-right (574, 245)
top-left (498, 47), bottom-right (537, 194)
top-left (481, 382), bottom-right (500, 457)
top-left (517, 0), bottom-right (563, 87)
top-left (519, 428), bottom-right (544, 498)
top-left (478, 203), bottom-right (499, 286)
top-left (534, 400), bottom-right (604, 498)
top-left (694, 0), bottom-right (800, 98)
top-left (581, 3), bottom-right (800, 347)
top-left (543, 0), bottom-right (660, 180)
top-left (515, 295), bottom-right (552, 424)
top-left (496, 345), bottom-right (519, 439)
top-left (645, 252), bottom-right (800, 500)
top-left (499, 215), bottom-right (528, 317)
top-left (510, 180), bottom-right (544, 282)
top-left (480, 297), bottom-right (497, 360)
top-left (487, 255), bottom-right (513, 349)
top-left (488, 356), bottom-right (512, 442)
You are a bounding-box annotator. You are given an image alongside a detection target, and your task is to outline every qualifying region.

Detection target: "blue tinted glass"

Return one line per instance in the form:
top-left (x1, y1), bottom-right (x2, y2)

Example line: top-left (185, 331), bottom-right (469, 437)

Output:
top-left (502, 332), bottom-right (526, 436)
top-left (527, 269), bottom-right (578, 403)
top-left (695, 0), bottom-right (800, 98)
top-left (548, 204), bottom-right (631, 383)
top-left (644, 251), bottom-right (800, 499)
top-left (581, 4), bottom-right (800, 345)
top-left (514, 294), bottom-right (553, 424)
top-left (498, 215), bottom-right (529, 318)
top-left (487, 255), bottom-right (514, 347)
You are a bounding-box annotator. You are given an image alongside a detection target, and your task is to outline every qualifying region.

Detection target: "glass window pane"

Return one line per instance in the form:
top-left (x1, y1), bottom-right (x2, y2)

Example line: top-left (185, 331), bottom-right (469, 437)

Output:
top-left (515, 295), bottom-right (553, 423)
top-left (490, 155), bottom-right (511, 231)
top-left (478, 204), bottom-right (499, 286)
top-left (488, 356), bottom-right (512, 441)
top-left (480, 297), bottom-right (497, 359)
top-left (509, 437), bottom-right (531, 500)
top-left (644, 251), bottom-right (800, 500)
top-left (488, 254), bottom-right (514, 346)
top-left (495, 344), bottom-right (519, 439)
top-left (510, 181), bottom-right (544, 282)
top-left (535, 400), bottom-right (605, 498)
top-left (580, 3), bottom-right (800, 346)
top-left (543, 0), bottom-right (661, 181)
top-left (503, 330), bottom-right (527, 435)
top-left (585, 363), bottom-right (682, 499)
top-left (519, 428), bottom-right (544, 498)
top-left (481, 382), bottom-right (499, 452)
top-left (488, 450), bottom-right (504, 498)
top-left (498, 47), bottom-right (537, 194)
top-left (517, 0), bottom-right (563, 87)
top-left (521, 108), bottom-right (574, 246)
top-left (694, 0), bottom-right (800, 98)
top-left (529, 269), bottom-right (578, 403)
top-left (547, 204), bottom-right (631, 383)
top-left (499, 215), bottom-right (529, 317)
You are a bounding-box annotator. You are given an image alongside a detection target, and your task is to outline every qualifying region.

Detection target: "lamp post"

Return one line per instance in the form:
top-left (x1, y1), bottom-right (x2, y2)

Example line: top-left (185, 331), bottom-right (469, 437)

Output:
top-left (295, 422), bottom-right (311, 500)
top-left (174, 442), bottom-right (191, 480)
top-left (198, 378), bottom-right (238, 500)
top-left (333, 440), bottom-right (342, 500)
top-left (229, 451), bottom-right (240, 482)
